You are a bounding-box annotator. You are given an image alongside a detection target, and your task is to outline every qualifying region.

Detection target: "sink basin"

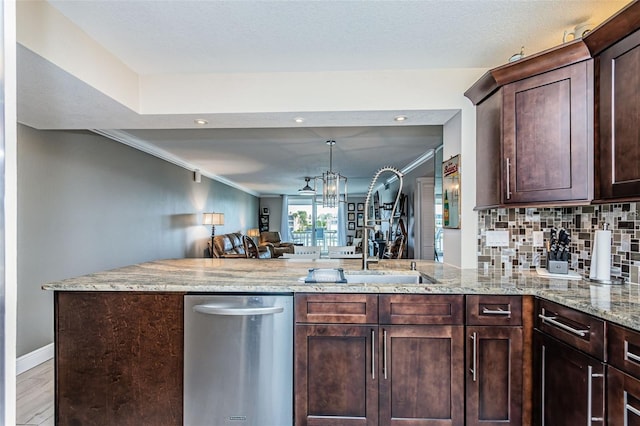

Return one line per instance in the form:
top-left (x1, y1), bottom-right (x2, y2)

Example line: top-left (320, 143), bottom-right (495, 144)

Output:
top-left (299, 269), bottom-right (438, 284)
top-left (344, 272), bottom-right (437, 284)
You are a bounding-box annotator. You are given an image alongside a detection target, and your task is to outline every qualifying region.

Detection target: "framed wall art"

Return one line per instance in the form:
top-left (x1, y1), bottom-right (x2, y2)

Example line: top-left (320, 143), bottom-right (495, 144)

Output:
top-left (442, 154), bottom-right (461, 229)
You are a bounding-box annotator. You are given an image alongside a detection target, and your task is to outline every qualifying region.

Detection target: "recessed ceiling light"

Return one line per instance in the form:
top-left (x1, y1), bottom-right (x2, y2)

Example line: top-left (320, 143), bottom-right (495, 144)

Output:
top-left (194, 119), bottom-right (208, 125)
top-left (394, 115), bottom-right (408, 122)
top-left (294, 117), bottom-right (305, 123)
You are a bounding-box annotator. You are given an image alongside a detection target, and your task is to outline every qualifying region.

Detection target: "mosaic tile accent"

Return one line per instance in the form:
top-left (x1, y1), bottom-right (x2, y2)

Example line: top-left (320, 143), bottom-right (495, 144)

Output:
top-left (477, 203), bottom-right (640, 284)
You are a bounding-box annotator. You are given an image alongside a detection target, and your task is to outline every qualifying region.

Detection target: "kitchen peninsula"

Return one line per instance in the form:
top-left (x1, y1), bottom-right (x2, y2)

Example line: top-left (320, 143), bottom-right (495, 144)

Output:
top-left (45, 258), bottom-right (640, 425)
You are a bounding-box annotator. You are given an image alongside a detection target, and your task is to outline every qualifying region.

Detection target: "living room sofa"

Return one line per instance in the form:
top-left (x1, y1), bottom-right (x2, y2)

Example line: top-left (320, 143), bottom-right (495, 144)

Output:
top-left (212, 232), bottom-right (272, 259)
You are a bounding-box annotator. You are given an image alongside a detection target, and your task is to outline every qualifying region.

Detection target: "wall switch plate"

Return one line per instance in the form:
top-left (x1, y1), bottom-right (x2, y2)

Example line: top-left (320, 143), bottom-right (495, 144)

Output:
top-left (533, 231), bottom-right (544, 247)
top-left (486, 230), bottom-right (510, 247)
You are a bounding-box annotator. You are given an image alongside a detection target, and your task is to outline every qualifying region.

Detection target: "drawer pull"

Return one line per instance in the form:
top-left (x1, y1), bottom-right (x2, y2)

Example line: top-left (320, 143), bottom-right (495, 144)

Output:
top-left (469, 332), bottom-right (477, 382)
top-left (506, 157), bottom-right (512, 199)
top-left (371, 329), bottom-right (375, 380)
top-left (383, 329), bottom-right (388, 380)
top-left (539, 313), bottom-right (589, 337)
top-left (627, 403), bottom-right (640, 417)
top-left (482, 307), bottom-right (511, 316)
top-left (624, 341), bottom-right (640, 364)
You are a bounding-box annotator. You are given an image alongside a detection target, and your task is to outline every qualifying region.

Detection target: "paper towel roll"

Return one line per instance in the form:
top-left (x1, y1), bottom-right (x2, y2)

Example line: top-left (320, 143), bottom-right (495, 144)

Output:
top-left (590, 230), bottom-right (611, 281)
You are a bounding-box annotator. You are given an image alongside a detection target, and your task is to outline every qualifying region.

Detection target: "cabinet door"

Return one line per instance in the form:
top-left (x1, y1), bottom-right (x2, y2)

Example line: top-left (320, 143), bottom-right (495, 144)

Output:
top-left (608, 366), bottom-right (640, 426)
top-left (533, 331), bottom-right (605, 426)
top-left (503, 61), bottom-right (592, 204)
top-left (294, 324), bottom-right (378, 426)
top-left (598, 29), bottom-right (640, 200)
top-left (378, 325), bottom-right (464, 426)
top-left (55, 292), bottom-right (184, 426)
top-left (475, 90), bottom-right (504, 209)
top-left (466, 326), bottom-right (523, 426)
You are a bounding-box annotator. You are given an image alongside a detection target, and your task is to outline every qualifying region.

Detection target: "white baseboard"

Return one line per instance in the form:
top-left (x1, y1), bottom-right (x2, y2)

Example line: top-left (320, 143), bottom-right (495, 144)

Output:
top-left (16, 343), bottom-right (54, 375)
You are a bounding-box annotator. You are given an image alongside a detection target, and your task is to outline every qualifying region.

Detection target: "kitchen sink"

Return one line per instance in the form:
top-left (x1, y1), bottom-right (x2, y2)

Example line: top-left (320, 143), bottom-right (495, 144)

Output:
top-left (344, 271), bottom-right (438, 284)
top-left (301, 269), bottom-right (438, 285)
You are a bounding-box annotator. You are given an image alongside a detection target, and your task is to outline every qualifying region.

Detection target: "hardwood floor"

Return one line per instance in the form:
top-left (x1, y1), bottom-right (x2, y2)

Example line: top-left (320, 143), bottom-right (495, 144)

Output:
top-left (16, 360), bottom-right (54, 426)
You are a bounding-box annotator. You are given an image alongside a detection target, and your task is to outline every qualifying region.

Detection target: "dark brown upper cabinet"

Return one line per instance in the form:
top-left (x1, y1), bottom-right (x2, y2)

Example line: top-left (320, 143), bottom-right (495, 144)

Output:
top-left (582, 1), bottom-right (640, 201)
top-left (465, 41), bottom-right (594, 209)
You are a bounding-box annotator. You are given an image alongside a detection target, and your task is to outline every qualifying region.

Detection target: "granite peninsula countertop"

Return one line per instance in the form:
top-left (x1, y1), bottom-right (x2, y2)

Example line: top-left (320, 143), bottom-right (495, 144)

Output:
top-left (43, 258), bottom-right (640, 331)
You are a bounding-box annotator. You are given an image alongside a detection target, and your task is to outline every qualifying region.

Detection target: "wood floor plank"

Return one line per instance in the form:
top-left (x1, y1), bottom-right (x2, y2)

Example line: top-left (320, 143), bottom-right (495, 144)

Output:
top-left (16, 359), bottom-right (54, 426)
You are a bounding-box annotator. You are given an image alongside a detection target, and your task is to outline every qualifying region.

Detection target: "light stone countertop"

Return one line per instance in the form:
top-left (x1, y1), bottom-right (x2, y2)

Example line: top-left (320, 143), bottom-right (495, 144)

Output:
top-left (42, 258), bottom-right (640, 332)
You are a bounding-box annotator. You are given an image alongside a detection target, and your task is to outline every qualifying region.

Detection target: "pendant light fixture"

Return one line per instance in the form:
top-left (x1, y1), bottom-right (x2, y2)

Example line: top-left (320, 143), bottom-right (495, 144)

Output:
top-left (297, 140), bottom-right (348, 207)
top-left (320, 140), bottom-right (348, 207)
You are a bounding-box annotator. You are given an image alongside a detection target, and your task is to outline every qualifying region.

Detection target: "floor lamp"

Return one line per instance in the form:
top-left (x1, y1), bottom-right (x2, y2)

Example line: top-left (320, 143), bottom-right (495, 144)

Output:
top-left (203, 212), bottom-right (225, 257)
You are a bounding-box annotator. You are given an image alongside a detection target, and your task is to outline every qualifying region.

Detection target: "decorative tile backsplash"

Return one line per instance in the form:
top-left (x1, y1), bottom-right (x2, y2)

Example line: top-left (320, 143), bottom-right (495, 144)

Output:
top-left (477, 203), bottom-right (640, 284)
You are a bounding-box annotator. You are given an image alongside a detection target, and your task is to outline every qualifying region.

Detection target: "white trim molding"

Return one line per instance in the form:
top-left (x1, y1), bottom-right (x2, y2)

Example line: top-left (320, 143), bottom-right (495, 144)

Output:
top-left (16, 343), bottom-right (54, 375)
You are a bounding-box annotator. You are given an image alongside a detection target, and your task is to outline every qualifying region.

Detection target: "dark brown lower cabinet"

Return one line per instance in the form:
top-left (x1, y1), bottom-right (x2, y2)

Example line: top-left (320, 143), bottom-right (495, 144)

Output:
top-left (294, 323), bottom-right (465, 426)
top-left (294, 324), bottom-right (378, 426)
top-left (533, 331), bottom-right (605, 426)
top-left (466, 326), bottom-right (523, 426)
top-left (379, 325), bottom-right (464, 426)
top-left (608, 366), bottom-right (640, 425)
top-left (55, 291), bottom-right (184, 426)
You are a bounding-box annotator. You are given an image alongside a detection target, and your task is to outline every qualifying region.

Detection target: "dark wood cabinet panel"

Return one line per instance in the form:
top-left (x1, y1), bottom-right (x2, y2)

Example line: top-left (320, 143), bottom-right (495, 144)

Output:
top-left (379, 294), bottom-right (464, 325)
top-left (475, 91), bottom-right (503, 209)
top-left (503, 61), bottom-right (593, 204)
top-left (609, 322), bottom-right (640, 378)
top-left (597, 28), bottom-right (640, 200)
top-left (466, 326), bottom-right (523, 426)
top-left (294, 324), bottom-right (377, 426)
top-left (466, 295), bottom-right (522, 326)
top-left (379, 325), bottom-right (464, 426)
top-left (55, 292), bottom-right (184, 426)
top-left (533, 331), bottom-right (605, 426)
top-left (295, 293), bottom-right (378, 324)
top-left (535, 298), bottom-right (605, 360)
top-left (608, 366), bottom-right (640, 425)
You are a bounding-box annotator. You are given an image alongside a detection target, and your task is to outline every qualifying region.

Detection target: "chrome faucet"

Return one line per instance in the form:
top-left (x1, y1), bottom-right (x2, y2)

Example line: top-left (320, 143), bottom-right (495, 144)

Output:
top-left (362, 166), bottom-right (404, 270)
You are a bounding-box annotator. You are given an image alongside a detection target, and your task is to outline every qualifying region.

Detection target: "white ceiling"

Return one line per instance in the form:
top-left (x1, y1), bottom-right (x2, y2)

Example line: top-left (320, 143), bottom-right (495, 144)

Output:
top-left (16, 0), bottom-right (631, 196)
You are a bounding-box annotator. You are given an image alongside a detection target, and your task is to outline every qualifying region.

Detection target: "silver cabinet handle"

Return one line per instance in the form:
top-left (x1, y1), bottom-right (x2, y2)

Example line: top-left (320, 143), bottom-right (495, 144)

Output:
top-left (625, 341), bottom-right (640, 363)
top-left (193, 304), bottom-right (283, 316)
top-left (538, 313), bottom-right (589, 337)
top-left (371, 329), bottom-right (375, 380)
top-left (482, 307), bottom-right (511, 316)
top-left (587, 366), bottom-right (593, 425)
top-left (627, 402), bottom-right (640, 417)
top-left (469, 332), bottom-right (477, 382)
top-left (506, 157), bottom-right (512, 199)
top-left (383, 329), bottom-right (388, 380)
top-left (587, 367), bottom-right (605, 425)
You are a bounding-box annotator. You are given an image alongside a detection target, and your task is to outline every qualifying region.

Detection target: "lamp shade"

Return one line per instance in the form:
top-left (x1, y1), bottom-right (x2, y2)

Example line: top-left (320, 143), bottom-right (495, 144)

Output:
top-left (203, 212), bottom-right (225, 226)
top-left (247, 228), bottom-right (260, 238)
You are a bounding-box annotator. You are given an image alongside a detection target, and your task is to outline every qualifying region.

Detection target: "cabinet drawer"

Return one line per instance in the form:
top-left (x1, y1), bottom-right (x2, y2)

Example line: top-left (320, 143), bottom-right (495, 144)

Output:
top-left (608, 323), bottom-right (640, 378)
top-left (607, 365), bottom-right (640, 425)
top-left (295, 293), bottom-right (378, 324)
top-left (379, 294), bottom-right (463, 325)
top-left (466, 295), bottom-right (522, 326)
top-left (535, 298), bottom-right (605, 360)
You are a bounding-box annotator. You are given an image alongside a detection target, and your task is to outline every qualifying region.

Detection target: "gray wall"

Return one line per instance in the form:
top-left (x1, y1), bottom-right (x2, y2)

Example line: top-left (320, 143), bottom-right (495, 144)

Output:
top-left (17, 125), bottom-right (259, 356)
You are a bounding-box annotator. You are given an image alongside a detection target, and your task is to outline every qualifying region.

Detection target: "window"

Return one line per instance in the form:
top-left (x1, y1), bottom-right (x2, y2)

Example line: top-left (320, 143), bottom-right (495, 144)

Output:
top-left (288, 198), bottom-right (340, 254)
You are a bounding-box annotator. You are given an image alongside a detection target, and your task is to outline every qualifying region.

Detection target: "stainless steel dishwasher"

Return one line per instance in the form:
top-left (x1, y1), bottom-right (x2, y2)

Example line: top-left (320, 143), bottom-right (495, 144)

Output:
top-left (184, 294), bottom-right (293, 426)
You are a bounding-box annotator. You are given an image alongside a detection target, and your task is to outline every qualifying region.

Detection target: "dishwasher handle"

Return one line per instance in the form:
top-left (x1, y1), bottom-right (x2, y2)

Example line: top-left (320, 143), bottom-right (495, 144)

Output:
top-left (193, 304), bottom-right (284, 316)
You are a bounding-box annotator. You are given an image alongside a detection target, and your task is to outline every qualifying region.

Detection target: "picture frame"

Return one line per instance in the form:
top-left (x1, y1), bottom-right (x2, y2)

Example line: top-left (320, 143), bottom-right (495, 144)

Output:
top-left (348, 212), bottom-right (355, 221)
top-left (262, 207), bottom-right (270, 215)
top-left (357, 203), bottom-right (364, 211)
top-left (356, 212), bottom-right (364, 228)
top-left (348, 222), bottom-right (355, 230)
top-left (355, 229), bottom-right (363, 238)
top-left (442, 154), bottom-right (461, 229)
top-left (348, 203), bottom-right (355, 211)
